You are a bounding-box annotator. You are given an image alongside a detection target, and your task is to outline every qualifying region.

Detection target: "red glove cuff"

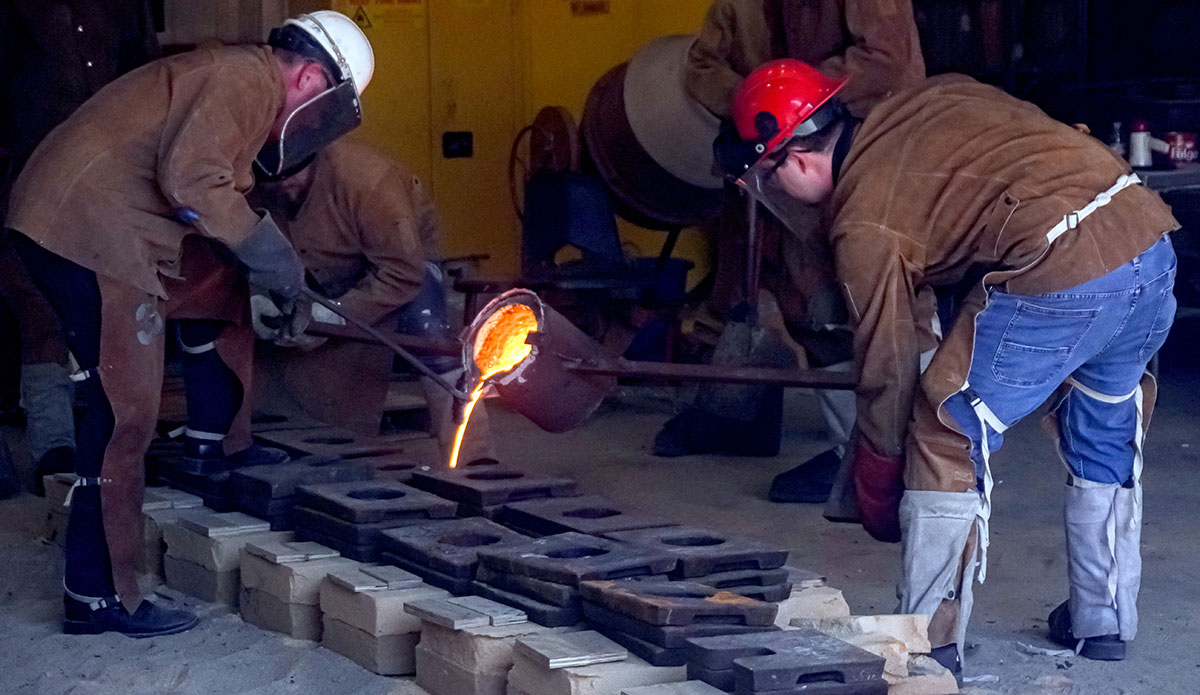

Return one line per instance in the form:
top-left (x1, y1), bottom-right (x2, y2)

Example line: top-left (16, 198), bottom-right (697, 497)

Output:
top-left (852, 442), bottom-right (905, 543)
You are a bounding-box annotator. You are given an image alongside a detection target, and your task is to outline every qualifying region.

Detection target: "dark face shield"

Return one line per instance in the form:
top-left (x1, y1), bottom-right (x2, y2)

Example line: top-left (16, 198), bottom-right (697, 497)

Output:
top-left (256, 79), bottom-right (362, 178)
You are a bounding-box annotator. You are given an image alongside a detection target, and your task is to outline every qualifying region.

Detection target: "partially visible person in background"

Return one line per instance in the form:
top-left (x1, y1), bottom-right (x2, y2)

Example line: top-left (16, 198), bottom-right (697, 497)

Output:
top-left (656, 0), bottom-right (925, 511)
top-left (0, 0), bottom-right (160, 495)
top-left (249, 137), bottom-right (494, 460)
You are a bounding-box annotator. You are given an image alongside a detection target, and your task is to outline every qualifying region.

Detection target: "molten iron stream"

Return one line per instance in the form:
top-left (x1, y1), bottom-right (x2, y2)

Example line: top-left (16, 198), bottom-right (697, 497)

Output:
top-left (448, 304), bottom-right (538, 468)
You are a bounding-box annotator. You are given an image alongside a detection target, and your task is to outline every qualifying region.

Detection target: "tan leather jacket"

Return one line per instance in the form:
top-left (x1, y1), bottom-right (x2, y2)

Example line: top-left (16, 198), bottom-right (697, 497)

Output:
top-left (5, 46), bottom-right (283, 298)
top-left (685, 0), bottom-right (925, 118)
top-left (830, 75), bottom-right (1179, 458)
top-left (249, 138), bottom-right (435, 327)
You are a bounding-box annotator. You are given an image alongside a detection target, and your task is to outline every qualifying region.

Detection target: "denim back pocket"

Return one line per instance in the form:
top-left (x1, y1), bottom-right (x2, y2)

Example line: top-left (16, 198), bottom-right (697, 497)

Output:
top-left (1138, 280), bottom-right (1177, 363)
top-left (991, 301), bottom-right (1099, 387)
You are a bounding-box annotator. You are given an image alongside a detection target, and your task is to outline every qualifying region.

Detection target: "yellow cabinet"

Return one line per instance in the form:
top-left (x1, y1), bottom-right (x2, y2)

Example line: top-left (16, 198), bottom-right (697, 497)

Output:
top-left (326, 0), bottom-right (716, 276)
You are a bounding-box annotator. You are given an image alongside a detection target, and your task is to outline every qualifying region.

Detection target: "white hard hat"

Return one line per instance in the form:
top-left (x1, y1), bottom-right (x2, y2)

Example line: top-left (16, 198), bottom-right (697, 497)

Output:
top-left (281, 11), bottom-right (374, 95)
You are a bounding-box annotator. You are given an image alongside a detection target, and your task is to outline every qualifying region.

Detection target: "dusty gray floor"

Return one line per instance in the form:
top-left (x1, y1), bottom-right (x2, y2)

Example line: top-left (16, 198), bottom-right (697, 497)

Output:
top-left (1, 359), bottom-right (1197, 694)
top-left (499, 364), bottom-right (1200, 695)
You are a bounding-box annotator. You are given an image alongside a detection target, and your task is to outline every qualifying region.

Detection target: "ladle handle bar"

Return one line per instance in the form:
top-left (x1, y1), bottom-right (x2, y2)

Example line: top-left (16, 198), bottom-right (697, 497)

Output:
top-left (166, 206), bottom-right (470, 402)
top-left (301, 287), bottom-right (468, 401)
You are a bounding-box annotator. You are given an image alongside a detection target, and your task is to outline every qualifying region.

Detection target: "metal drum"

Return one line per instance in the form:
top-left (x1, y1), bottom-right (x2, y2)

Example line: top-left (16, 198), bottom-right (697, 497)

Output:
top-left (582, 35), bottom-right (724, 230)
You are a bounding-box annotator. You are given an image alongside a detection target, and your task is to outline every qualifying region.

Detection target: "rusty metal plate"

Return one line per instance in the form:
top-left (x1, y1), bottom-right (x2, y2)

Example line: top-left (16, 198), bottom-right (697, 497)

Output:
top-left (497, 495), bottom-right (676, 537)
top-left (380, 550), bottom-right (475, 596)
top-left (230, 455), bottom-right (373, 499)
top-left (408, 461), bottom-right (577, 507)
top-left (475, 532), bottom-right (675, 586)
top-left (475, 564), bottom-right (580, 608)
top-left (293, 524), bottom-right (378, 563)
top-left (590, 624), bottom-right (689, 667)
top-left (359, 455), bottom-right (430, 483)
top-left (686, 662), bottom-right (735, 692)
top-left (291, 505), bottom-right (445, 546)
top-left (378, 518), bottom-right (528, 579)
top-left (582, 601), bottom-right (776, 649)
top-left (606, 526), bottom-right (788, 578)
top-left (254, 425), bottom-right (424, 460)
top-left (471, 580), bottom-right (581, 628)
top-left (296, 480), bottom-right (457, 524)
top-left (684, 629), bottom-right (886, 694)
top-left (688, 567), bottom-right (790, 590)
top-left (577, 580), bottom-right (777, 627)
top-left (726, 583), bottom-right (792, 603)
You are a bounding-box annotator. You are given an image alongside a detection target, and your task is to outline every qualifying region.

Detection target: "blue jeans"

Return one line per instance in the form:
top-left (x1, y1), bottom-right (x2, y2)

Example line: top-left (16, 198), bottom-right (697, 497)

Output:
top-left (945, 236), bottom-right (1177, 486)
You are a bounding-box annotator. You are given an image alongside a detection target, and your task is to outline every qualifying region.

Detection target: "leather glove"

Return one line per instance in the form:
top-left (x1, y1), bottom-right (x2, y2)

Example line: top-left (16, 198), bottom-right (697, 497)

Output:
top-left (851, 440), bottom-right (905, 543)
top-left (310, 301), bottom-right (346, 326)
top-left (250, 293), bottom-right (285, 340)
top-left (278, 292), bottom-right (312, 340)
top-left (250, 292), bottom-right (313, 344)
top-left (232, 211), bottom-right (305, 298)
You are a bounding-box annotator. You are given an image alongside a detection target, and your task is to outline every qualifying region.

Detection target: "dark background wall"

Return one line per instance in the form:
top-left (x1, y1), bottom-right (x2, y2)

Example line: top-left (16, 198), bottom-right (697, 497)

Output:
top-left (914, 0), bottom-right (1200, 127)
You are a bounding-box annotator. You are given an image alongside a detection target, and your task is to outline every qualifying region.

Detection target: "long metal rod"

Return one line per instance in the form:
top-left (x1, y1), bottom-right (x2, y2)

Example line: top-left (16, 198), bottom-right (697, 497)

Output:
top-left (302, 287), bottom-right (467, 400)
top-left (563, 357), bottom-right (858, 390)
top-left (166, 205), bottom-right (470, 401)
top-left (304, 323), bottom-right (460, 355)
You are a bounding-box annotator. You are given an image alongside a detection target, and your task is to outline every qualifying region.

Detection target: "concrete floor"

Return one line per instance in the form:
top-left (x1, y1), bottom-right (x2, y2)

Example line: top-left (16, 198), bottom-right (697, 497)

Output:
top-left (2, 352), bottom-right (1197, 694)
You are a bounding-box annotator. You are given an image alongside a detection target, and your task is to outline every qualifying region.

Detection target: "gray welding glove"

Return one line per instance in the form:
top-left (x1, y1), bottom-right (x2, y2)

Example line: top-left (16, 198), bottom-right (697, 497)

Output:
top-left (250, 292), bottom-right (318, 348)
top-left (232, 211), bottom-right (305, 299)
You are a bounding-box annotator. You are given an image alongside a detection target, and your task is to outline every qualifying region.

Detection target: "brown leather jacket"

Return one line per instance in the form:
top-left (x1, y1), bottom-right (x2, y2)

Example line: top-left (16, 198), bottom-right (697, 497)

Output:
top-left (830, 75), bottom-right (1179, 458)
top-left (249, 139), bottom-right (435, 327)
top-left (5, 46), bottom-right (283, 298)
top-left (685, 0), bottom-right (925, 118)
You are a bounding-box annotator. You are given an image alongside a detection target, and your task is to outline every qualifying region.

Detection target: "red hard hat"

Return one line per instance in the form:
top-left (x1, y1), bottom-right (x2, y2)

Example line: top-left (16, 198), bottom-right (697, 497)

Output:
top-left (732, 59), bottom-right (848, 155)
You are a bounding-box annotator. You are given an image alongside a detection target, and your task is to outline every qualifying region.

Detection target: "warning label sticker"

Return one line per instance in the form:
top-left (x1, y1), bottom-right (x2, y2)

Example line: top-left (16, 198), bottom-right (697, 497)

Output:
top-left (334, 0), bottom-right (426, 28)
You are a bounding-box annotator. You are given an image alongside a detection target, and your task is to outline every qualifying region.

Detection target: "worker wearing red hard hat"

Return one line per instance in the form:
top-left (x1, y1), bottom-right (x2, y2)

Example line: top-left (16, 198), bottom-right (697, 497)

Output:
top-left (4, 11), bottom-right (374, 637)
top-left (657, 0), bottom-right (926, 513)
top-left (718, 58), bottom-right (1178, 678)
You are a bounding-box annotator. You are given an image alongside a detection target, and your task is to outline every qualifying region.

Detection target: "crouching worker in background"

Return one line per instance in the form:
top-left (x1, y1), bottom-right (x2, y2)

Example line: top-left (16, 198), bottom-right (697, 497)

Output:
top-left (248, 137), bottom-right (494, 460)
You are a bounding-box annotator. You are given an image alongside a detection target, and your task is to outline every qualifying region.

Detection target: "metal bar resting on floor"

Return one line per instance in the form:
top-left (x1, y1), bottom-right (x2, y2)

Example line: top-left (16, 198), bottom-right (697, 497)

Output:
top-left (562, 357), bottom-right (858, 390)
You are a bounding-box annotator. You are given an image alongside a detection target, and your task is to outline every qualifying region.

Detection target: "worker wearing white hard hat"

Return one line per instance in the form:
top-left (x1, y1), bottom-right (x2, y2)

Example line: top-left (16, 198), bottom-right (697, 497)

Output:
top-left (3, 11), bottom-right (373, 637)
top-left (257, 11), bottom-right (376, 178)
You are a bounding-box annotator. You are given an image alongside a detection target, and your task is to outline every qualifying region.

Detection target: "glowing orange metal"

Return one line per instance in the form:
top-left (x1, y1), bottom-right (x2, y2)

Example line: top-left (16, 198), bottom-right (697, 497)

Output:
top-left (448, 304), bottom-right (539, 468)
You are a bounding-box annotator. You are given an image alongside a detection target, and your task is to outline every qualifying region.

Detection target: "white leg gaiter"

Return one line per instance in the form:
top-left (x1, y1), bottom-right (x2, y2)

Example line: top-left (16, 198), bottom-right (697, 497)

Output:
top-left (898, 489), bottom-right (984, 656)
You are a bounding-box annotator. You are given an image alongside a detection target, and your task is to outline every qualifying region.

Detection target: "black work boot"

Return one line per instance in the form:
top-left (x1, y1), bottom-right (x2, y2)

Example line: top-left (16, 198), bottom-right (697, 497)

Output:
top-left (653, 408), bottom-right (732, 457)
top-left (769, 447), bottom-right (841, 503)
top-left (33, 446), bottom-right (76, 496)
top-left (928, 644), bottom-right (963, 686)
top-left (1048, 600), bottom-right (1126, 661)
top-left (176, 438), bottom-right (289, 475)
top-left (63, 594), bottom-right (199, 638)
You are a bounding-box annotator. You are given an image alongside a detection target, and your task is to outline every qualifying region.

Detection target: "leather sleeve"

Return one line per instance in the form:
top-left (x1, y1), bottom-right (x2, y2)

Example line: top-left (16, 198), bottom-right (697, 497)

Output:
top-left (818, 0), bottom-right (925, 117)
top-left (833, 221), bottom-right (921, 458)
top-left (683, 0), bottom-right (773, 118)
top-left (333, 170), bottom-right (430, 326)
top-left (157, 63), bottom-right (276, 248)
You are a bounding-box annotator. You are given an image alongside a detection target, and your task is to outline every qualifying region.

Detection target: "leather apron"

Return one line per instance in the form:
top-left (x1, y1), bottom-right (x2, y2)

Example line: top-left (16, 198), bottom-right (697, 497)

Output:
top-left (97, 236), bottom-right (252, 609)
